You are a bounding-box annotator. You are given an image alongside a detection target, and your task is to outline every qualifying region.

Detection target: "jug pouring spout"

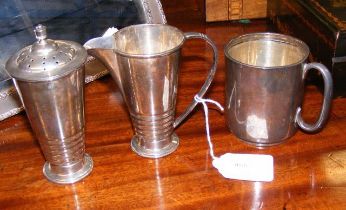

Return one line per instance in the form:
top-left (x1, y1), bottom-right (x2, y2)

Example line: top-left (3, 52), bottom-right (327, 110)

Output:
top-left (84, 28), bottom-right (124, 95)
top-left (86, 48), bottom-right (124, 95)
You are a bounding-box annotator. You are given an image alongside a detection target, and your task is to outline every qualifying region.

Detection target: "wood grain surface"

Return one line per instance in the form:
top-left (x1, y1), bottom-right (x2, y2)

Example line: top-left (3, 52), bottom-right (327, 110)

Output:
top-left (1, 1), bottom-right (346, 209)
top-left (206, 0), bottom-right (267, 22)
top-left (206, 0), bottom-right (228, 22)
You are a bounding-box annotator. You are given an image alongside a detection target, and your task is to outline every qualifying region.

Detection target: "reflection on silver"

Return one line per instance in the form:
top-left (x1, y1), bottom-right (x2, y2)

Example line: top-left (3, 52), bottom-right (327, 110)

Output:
top-left (71, 184), bottom-right (81, 210)
top-left (154, 159), bottom-right (164, 208)
top-left (225, 33), bottom-right (333, 146)
top-left (228, 40), bottom-right (305, 67)
top-left (246, 115), bottom-right (268, 139)
top-left (88, 24), bottom-right (218, 158)
top-left (251, 182), bottom-right (263, 210)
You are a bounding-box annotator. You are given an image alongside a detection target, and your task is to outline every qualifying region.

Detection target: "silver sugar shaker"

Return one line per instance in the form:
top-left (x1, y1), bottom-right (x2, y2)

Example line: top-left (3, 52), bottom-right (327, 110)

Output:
top-left (6, 25), bottom-right (93, 184)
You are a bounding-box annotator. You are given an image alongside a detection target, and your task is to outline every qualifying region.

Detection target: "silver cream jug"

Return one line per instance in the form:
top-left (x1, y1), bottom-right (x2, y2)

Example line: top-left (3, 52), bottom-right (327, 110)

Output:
top-left (86, 24), bottom-right (218, 158)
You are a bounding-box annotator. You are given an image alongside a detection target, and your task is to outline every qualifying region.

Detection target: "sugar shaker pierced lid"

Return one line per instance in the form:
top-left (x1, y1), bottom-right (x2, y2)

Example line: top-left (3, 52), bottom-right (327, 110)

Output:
top-left (5, 24), bottom-right (87, 82)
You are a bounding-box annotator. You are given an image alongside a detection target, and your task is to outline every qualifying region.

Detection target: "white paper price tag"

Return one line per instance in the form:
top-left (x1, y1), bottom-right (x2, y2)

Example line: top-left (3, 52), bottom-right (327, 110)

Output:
top-left (212, 153), bottom-right (274, 182)
top-left (193, 96), bottom-right (274, 182)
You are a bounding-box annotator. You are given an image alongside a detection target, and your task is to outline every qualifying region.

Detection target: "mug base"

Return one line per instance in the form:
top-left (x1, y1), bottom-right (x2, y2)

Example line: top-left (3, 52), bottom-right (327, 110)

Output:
top-left (43, 153), bottom-right (93, 184)
top-left (235, 136), bottom-right (291, 148)
top-left (131, 133), bottom-right (179, 158)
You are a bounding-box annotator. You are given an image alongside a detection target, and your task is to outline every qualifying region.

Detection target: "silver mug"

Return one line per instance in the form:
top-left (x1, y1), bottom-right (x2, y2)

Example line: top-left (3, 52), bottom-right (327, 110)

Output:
top-left (88, 24), bottom-right (218, 158)
top-left (224, 33), bottom-right (333, 146)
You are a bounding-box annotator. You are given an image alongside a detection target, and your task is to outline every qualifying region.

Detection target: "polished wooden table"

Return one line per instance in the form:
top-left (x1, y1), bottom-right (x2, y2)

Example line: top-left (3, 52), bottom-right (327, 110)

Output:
top-left (1, 2), bottom-right (346, 209)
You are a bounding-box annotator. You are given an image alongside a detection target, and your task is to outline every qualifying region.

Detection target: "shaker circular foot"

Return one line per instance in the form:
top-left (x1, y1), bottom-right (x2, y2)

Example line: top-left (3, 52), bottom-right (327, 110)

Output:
top-left (43, 153), bottom-right (93, 184)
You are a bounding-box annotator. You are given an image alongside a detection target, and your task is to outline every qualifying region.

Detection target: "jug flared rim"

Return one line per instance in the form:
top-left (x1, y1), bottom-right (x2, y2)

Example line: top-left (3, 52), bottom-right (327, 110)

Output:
top-left (113, 24), bottom-right (185, 58)
top-left (224, 32), bottom-right (310, 69)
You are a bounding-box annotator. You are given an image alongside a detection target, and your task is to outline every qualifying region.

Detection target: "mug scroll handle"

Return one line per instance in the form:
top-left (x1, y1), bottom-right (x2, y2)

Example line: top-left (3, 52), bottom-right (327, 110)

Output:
top-left (173, 32), bottom-right (218, 128)
top-left (296, 63), bottom-right (333, 132)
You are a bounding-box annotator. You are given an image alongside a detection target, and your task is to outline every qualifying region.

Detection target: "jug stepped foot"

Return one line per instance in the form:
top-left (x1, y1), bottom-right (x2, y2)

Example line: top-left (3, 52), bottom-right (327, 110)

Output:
top-left (130, 133), bottom-right (179, 158)
top-left (43, 153), bottom-right (93, 184)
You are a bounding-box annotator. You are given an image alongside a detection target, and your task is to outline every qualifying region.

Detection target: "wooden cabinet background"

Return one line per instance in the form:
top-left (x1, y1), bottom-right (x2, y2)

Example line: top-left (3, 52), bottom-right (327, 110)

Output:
top-left (206, 0), bottom-right (267, 22)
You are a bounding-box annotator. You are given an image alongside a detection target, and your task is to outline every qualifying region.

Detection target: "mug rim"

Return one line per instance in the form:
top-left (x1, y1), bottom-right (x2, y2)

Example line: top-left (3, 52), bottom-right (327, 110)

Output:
top-left (224, 32), bottom-right (310, 69)
top-left (113, 24), bottom-right (185, 58)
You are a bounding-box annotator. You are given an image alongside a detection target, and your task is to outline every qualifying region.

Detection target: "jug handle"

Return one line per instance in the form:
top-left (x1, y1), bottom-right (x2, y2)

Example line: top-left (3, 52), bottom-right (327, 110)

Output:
top-left (173, 32), bottom-right (218, 128)
top-left (295, 63), bottom-right (333, 132)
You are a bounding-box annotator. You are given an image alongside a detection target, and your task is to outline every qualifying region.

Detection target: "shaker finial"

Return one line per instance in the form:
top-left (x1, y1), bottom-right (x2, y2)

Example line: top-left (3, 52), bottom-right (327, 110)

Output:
top-left (34, 24), bottom-right (47, 41)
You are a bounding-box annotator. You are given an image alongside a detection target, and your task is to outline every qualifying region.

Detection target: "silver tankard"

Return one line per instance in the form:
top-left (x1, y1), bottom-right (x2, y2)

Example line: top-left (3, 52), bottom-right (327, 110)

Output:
top-left (224, 33), bottom-right (333, 146)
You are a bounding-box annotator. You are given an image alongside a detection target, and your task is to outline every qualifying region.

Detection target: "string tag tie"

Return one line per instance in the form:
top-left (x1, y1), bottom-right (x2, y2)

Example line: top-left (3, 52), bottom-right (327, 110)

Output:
top-left (194, 95), bottom-right (274, 182)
